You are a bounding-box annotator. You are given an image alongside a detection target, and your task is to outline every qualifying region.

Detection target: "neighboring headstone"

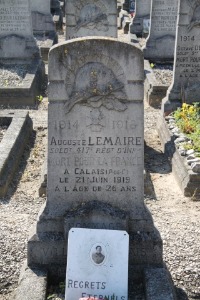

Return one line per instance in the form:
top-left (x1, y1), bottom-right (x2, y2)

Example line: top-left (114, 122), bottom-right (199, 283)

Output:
top-left (65, 0), bottom-right (117, 39)
top-left (143, 0), bottom-right (178, 63)
top-left (0, 0), bottom-right (45, 106)
top-left (31, 0), bottom-right (58, 62)
top-left (65, 228), bottom-right (129, 300)
top-left (28, 37), bottom-right (162, 282)
top-left (129, 0), bottom-right (151, 37)
top-left (162, 0), bottom-right (200, 114)
top-left (51, 0), bottom-right (63, 30)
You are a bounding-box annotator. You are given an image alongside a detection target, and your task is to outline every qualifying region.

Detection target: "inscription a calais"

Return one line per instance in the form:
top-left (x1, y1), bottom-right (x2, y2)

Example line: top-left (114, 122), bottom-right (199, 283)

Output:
top-left (0, 0), bottom-right (32, 36)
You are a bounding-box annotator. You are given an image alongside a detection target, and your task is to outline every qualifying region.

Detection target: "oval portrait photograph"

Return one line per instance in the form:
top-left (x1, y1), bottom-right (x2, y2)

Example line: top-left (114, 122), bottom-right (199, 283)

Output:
top-left (90, 243), bottom-right (106, 265)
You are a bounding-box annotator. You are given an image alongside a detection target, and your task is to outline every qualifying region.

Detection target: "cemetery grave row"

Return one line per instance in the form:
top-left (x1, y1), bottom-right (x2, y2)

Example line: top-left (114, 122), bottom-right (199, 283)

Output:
top-left (0, 0), bottom-right (199, 299)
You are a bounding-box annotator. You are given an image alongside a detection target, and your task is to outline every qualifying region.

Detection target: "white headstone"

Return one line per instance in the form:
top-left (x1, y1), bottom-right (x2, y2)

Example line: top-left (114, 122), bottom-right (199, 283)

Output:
top-left (65, 228), bottom-right (129, 300)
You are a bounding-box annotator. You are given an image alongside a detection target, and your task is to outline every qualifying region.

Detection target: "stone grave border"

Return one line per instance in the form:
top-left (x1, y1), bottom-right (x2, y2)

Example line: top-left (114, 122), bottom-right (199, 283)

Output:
top-left (144, 60), bottom-right (170, 107)
top-left (0, 110), bottom-right (33, 197)
top-left (157, 115), bottom-right (200, 199)
top-left (14, 263), bottom-right (176, 299)
top-left (0, 60), bottom-right (45, 106)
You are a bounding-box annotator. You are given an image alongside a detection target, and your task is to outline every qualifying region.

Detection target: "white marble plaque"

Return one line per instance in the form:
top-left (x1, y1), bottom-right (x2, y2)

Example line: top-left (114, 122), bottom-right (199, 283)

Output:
top-left (65, 228), bottom-right (129, 300)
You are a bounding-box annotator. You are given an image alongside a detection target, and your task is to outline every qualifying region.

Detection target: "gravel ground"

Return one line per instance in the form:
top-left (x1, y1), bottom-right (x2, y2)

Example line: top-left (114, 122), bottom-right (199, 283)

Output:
top-left (0, 32), bottom-right (200, 300)
top-left (153, 64), bottom-right (173, 85)
top-left (0, 65), bottom-right (28, 87)
top-left (0, 99), bottom-right (199, 300)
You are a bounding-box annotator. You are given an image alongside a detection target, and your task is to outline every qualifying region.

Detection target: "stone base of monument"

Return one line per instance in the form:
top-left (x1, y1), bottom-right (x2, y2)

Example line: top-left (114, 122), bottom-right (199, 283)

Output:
top-left (161, 96), bottom-right (182, 116)
top-left (129, 17), bottom-right (149, 38)
top-left (157, 114), bottom-right (200, 199)
top-left (143, 36), bottom-right (175, 64)
top-left (144, 60), bottom-right (169, 106)
top-left (14, 263), bottom-right (176, 299)
top-left (0, 110), bottom-right (32, 197)
top-left (144, 60), bottom-right (169, 107)
top-left (35, 33), bottom-right (58, 63)
top-left (0, 60), bottom-right (45, 106)
top-left (27, 200), bottom-right (163, 282)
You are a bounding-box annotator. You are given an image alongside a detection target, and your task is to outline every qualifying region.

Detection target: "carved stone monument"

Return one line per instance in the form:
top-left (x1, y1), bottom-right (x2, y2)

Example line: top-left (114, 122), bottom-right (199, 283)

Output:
top-left (162, 0), bottom-right (200, 114)
top-left (28, 37), bottom-right (163, 285)
top-left (129, 0), bottom-right (151, 37)
top-left (65, 228), bottom-right (129, 300)
top-left (31, 0), bottom-right (58, 62)
top-left (143, 0), bottom-right (178, 63)
top-left (65, 0), bottom-right (117, 39)
top-left (0, 0), bottom-right (44, 106)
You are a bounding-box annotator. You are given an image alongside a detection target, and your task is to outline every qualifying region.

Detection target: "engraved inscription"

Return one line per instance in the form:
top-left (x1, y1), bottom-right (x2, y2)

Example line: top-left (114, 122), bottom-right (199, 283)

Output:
top-left (151, 0), bottom-right (178, 33)
top-left (0, 0), bottom-right (32, 36)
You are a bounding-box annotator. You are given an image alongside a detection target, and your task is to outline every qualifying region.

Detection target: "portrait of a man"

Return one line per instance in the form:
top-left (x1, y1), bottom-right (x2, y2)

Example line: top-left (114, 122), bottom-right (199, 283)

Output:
top-left (91, 245), bottom-right (105, 264)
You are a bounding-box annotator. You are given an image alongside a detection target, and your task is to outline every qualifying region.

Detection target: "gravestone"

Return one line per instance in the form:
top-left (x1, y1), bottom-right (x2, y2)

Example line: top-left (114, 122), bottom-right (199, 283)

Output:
top-left (65, 0), bottom-right (117, 39)
top-left (65, 228), bottom-right (129, 300)
top-left (28, 37), bottom-right (163, 284)
top-left (31, 0), bottom-right (58, 62)
top-left (0, 0), bottom-right (44, 106)
top-left (143, 0), bottom-right (179, 63)
top-left (129, 0), bottom-right (151, 37)
top-left (162, 0), bottom-right (200, 114)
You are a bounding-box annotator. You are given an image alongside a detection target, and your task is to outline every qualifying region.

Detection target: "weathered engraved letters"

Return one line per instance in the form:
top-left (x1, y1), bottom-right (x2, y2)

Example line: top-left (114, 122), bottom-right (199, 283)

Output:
top-left (162, 0), bottom-right (200, 113)
top-left (143, 0), bottom-right (178, 63)
top-left (28, 38), bottom-right (162, 282)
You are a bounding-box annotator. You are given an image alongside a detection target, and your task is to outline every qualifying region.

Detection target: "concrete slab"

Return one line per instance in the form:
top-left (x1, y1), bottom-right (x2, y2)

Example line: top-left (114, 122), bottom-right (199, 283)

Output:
top-left (0, 110), bottom-right (33, 197)
top-left (14, 263), bottom-right (47, 300)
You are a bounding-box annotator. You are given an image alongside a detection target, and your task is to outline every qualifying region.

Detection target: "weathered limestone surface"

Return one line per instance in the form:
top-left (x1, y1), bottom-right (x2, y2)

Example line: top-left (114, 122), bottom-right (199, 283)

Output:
top-left (28, 37), bottom-right (162, 282)
top-left (65, 0), bottom-right (117, 39)
top-left (143, 0), bottom-right (178, 63)
top-left (162, 0), bottom-right (200, 114)
top-left (0, 111), bottom-right (33, 197)
top-left (31, 0), bottom-right (58, 62)
top-left (0, 0), bottom-right (45, 105)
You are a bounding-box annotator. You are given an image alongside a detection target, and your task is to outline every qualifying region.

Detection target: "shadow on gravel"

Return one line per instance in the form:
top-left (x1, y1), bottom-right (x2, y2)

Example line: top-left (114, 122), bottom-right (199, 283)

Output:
top-left (175, 287), bottom-right (189, 300)
top-left (0, 130), bottom-right (36, 202)
top-left (144, 142), bottom-right (171, 175)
